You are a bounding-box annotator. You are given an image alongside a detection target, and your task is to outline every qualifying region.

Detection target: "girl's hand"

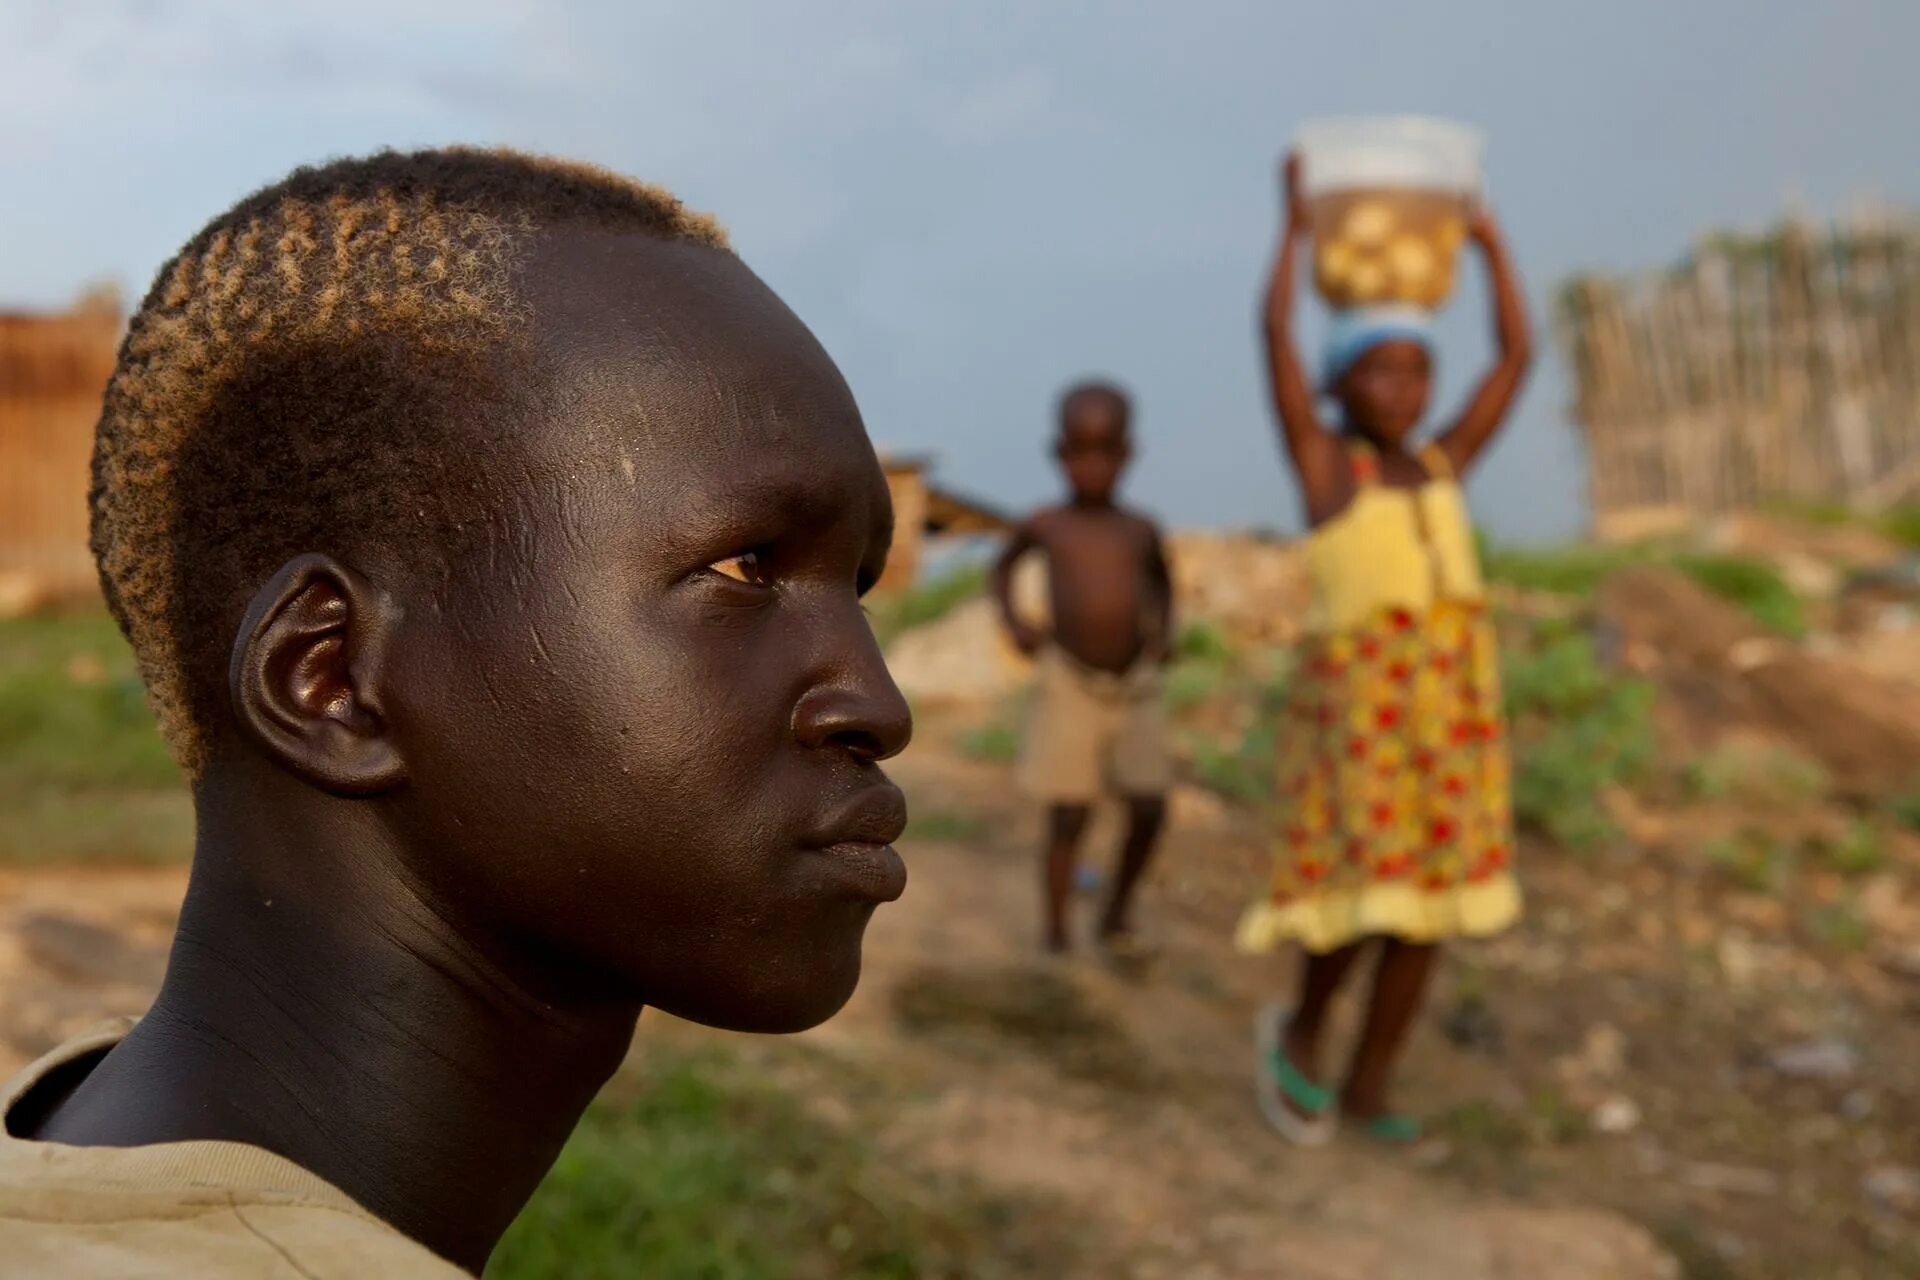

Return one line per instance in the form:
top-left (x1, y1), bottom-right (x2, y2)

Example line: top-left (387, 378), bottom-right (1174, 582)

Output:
top-left (1466, 200), bottom-right (1501, 250)
top-left (1282, 152), bottom-right (1310, 233)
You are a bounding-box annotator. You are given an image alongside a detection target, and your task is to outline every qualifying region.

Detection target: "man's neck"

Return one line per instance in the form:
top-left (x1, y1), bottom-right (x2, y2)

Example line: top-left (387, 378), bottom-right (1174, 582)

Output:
top-left (30, 762), bottom-right (640, 1272)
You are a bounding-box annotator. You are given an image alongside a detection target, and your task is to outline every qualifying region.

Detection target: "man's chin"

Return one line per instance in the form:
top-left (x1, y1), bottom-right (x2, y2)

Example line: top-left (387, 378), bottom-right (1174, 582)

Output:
top-left (648, 942), bottom-right (865, 1035)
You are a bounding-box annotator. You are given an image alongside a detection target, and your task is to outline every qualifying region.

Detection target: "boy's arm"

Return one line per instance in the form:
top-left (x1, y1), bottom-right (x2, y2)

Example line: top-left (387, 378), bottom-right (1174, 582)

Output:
top-left (1435, 206), bottom-right (1534, 475)
top-left (992, 518), bottom-right (1046, 655)
top-left (1143, 522), bottom-right (1175, 665)
top-left (1262, 154), bottom-right (1342, 520)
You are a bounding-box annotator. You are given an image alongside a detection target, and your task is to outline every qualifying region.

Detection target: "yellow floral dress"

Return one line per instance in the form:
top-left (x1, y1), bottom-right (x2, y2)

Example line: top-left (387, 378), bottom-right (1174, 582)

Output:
top-left (1236, 445), bottom-right (1521, 955)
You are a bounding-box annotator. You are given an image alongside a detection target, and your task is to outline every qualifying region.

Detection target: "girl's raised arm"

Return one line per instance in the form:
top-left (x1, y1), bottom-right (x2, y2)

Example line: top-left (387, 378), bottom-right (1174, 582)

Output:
top-left (1435, 207), bottom-right (1533, 474)
top-left (1262, 154), bottom-right (1343, 521)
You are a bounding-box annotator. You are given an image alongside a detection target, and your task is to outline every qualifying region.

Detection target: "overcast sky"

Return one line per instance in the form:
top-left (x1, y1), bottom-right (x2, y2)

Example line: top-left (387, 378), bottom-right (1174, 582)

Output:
top-left (5, 1), bottom-right (1917, 540)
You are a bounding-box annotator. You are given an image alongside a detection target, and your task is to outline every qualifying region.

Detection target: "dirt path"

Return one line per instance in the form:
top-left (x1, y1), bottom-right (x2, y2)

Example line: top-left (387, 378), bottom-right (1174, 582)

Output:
top-left (787, 730), bottom-right (1676, 1279)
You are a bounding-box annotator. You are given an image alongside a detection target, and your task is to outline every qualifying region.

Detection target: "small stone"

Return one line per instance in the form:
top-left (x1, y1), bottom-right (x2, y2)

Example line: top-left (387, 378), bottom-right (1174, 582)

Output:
top-left (1717, 932), bottom-right (1759, 989)
top-left (1841, 1090), bottom-right (1876, 1121)
top-left (1862, 1165), bottom-right (1920, 1215)
top-left (1591, 1095), bottom-right (1641, 1135)
top-left (1767, 1038), bottom-right (1859, 1082)
top-left (1582, 1023), bottom-right (1628, 1078)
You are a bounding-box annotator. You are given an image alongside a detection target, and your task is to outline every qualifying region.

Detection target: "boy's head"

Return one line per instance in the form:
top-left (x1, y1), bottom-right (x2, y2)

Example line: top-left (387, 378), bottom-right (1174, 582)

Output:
top-left (1053, 380), bottom-right (1131, 504)
top-left (1323, 307), bottom-right (1434, 447)
top-left (91, 148), bottom-right (911, 1033)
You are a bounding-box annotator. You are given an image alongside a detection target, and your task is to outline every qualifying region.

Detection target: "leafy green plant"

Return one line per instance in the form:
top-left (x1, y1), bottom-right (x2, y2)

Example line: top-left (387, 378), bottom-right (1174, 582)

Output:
top-left (1164, 657), bottom-right (1231, 712)
top-left (1504, 622), bottom-right (1656, 852)
top-left (1188, 723), bottom-right (1276, 806)
top-left (1816, 821), bottom-right (1887, 876)
top-left (1706, 830), bottom-right (1796, 895)
top-left (1174, 620), bottom-right (1234, 665)
top-left (1889, 790), bottom-right (1920, 832)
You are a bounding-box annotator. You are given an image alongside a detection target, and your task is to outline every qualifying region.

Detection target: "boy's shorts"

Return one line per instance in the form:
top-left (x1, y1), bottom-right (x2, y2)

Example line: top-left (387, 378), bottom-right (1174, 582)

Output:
top-left (1018, 647), bottom-right (1172, 804)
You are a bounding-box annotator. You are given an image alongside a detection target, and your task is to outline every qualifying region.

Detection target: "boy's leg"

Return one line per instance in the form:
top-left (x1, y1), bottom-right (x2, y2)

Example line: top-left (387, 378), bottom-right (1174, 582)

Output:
top-left (1044, 804), bottom-right (1093, 952)
top-left (1101, 674), bottom-right (1173, 941)
top-left (1340, 937), bottom-right (1439, 1118)
top-left (1283, 939), bottom-right (1368, 1087)
top-left (1018, 652), bottom-right (1101, 953)
top-left (1096, 794), bottom-right (1165, 939)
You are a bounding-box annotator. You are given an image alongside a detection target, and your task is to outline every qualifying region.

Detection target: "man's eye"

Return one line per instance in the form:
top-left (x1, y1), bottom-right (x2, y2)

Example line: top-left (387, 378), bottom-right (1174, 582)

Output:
top-left (709, 551), bottom-right (770, 586)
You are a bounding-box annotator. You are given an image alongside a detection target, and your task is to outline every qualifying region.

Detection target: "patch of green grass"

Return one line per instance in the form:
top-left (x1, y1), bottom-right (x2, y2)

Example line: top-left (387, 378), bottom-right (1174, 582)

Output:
top-left (1481, 536), bottom-right (1808, 635)
top-left (492, 1045), bottom-right (1060, 1280)
top-left (958, 718), bottom-right (1021, 765)
top-left (868, 564), bottom-right (988, 647)
top-left (890, 963), bottom-right (1158, 1093)
top-left (1164, 656), bottom-right (1231, 712)
top-left (1706, 829), bottom-right (1797, 895)
top-left (1672, 554), bottom-right (1806, 637)
top-left (1878, 504), bottom-right (1920, 548)
top-left (1503, 620), bottom-right (1656, 852)
top-left (905, 809), bottom-right (985, 844)
top-left (1761, 498), bottom-right (1857, 528)
top-left (1480, 539), bottom-right (1646, 598)
top-left (0, 613), bottom-right (189, 865)
top-left (1683, 742), bottom-right (1830, 806)
top-left (1254, 648), bottom-right (1294, 713)
top-left (1188, 722), bottom-right (1276, 806)
top-left (0, 614), bottom-right (177, 789)
top-left (1814, 821), bottom-right (1887, 877)
top-left (1434, 1097), bottom-right (1530, 1167)
top-left (1889, 790), bottom-right (1920, 832)
top-left (1802, 900), bottom-right (1871, 953)
top-left (1525, 1086), bottom-right (1587, 1146)
top-left (1173, 619), bottom-right (1234, 665)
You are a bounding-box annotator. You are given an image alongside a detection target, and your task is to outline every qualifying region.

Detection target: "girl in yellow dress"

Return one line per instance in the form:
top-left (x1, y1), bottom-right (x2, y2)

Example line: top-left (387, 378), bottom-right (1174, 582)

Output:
top-left (1243, 155), bottom-right (1532, 1145)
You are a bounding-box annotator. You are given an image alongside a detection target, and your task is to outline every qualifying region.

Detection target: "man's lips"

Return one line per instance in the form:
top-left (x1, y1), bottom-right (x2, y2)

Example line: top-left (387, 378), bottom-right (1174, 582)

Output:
top-left (806, 784), bottom-right (908, 849)
top-left (803, 784), bottom-right (909, 903)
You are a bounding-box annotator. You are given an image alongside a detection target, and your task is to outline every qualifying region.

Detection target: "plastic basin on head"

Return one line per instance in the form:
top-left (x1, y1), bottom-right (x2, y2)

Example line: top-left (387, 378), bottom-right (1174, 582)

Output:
top-left (1293, 116), bottom-right (1484, 312)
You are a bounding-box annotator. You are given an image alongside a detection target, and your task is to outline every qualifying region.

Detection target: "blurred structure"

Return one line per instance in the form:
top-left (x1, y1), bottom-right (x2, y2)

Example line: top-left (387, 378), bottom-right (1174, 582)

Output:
top-left (1559, 217), bottom-right (1920, 539)
top-left (877, 454), bottom-right (1009, 593)
top-left (0, 287), bottom-right (120, 614)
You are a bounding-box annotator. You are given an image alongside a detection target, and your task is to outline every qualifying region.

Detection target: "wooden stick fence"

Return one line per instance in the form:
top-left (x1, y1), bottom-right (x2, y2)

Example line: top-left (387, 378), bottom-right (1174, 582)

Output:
top-left (1557, 218), bottom-right (1920, 530)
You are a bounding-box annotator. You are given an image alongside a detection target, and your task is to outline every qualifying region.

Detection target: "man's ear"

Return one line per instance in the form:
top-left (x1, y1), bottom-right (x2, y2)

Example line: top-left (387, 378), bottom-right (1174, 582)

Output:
top-left (229, 553), bottom-right (407, 796)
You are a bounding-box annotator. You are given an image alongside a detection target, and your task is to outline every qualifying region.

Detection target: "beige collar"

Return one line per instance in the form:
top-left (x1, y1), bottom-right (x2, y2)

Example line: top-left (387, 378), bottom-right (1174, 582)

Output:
top-left (1, 1017), bottom-right (379, 1220)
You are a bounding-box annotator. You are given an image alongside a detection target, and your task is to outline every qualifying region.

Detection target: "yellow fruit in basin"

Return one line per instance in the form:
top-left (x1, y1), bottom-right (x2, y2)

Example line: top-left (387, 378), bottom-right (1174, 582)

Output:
top-left (1388, 234), bottom-right (1435, 288)
top-left (1341, 199), bottom-right (1395, 247)
top-left (1317, 240), bottom-right (1356, 282)
top-left (1348, 259), bottom-right (1388, 302)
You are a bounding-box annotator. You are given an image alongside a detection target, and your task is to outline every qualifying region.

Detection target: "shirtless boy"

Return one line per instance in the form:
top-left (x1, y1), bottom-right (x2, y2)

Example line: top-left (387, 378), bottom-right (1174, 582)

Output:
top-left (992, 381), bottom-right (1173, 955)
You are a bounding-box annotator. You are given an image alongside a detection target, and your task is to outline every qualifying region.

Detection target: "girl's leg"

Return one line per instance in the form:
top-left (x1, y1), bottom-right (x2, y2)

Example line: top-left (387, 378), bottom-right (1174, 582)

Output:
top-left (1283, 939), bottom-right (1369, 1085)
top-left (1340, 937), bottom-right (1439, 1118)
